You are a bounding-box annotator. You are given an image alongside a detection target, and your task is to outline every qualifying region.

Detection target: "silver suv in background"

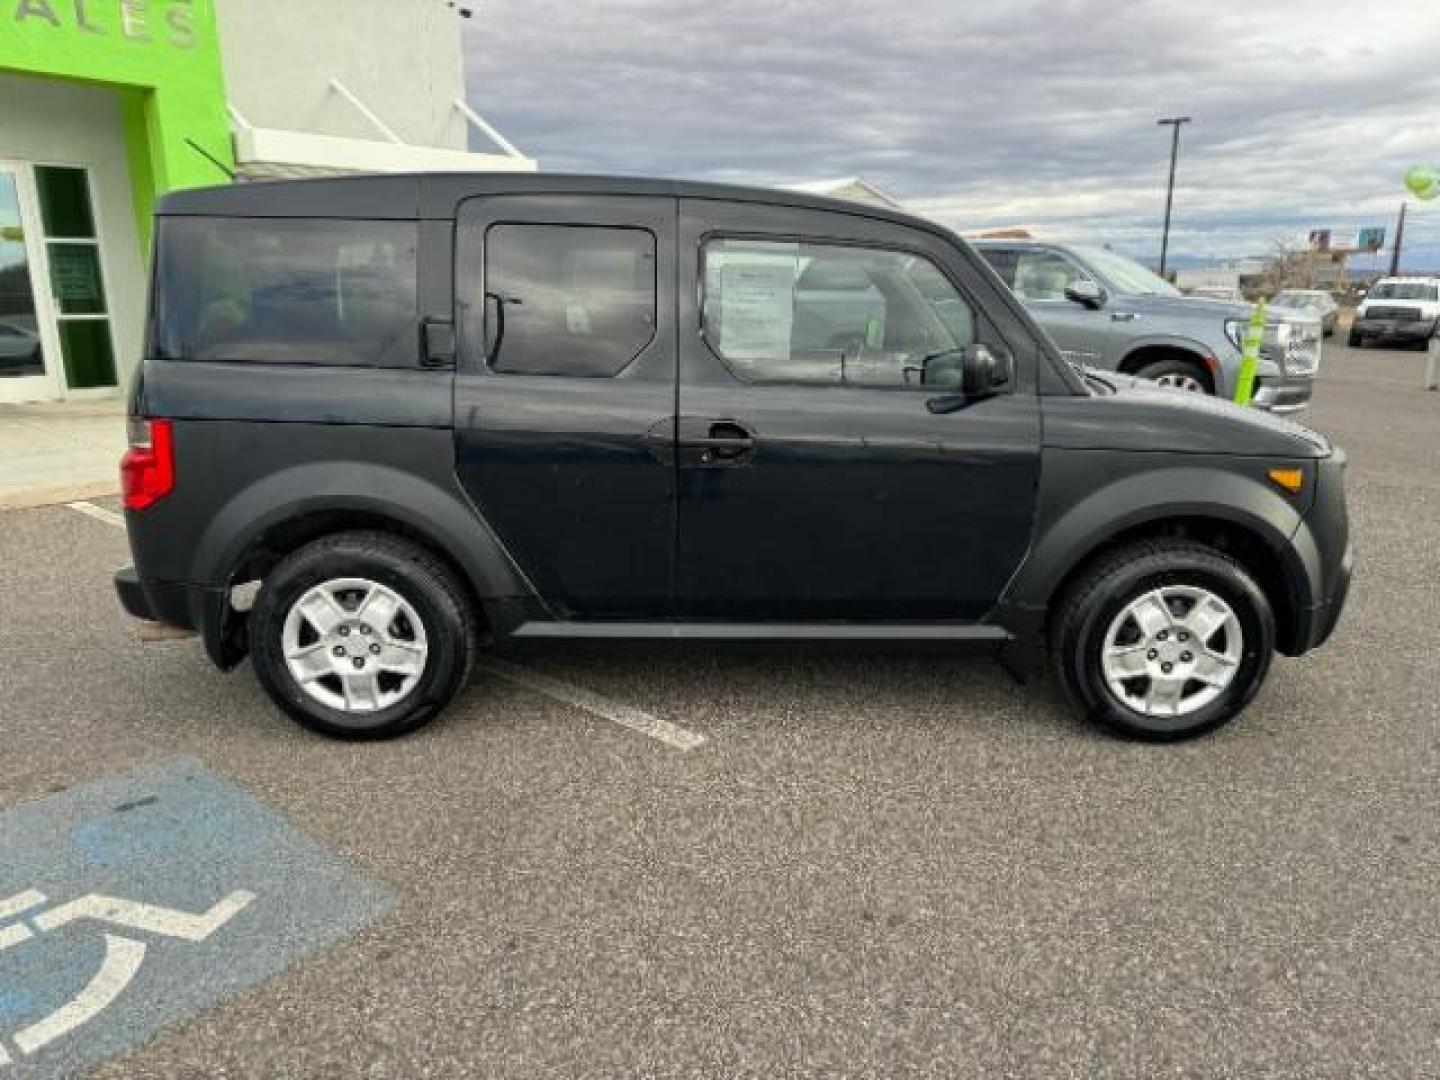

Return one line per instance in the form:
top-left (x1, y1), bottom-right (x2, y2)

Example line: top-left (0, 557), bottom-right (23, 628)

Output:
top-left (1272, 289), bottom-right (1339, 337)
top-left (974, 241), bottom-right (1320, 413)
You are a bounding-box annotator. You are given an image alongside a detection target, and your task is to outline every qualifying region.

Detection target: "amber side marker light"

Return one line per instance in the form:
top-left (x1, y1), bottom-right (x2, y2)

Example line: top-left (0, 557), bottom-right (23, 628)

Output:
top-left (1267, 467), bottom-right (1304, 494)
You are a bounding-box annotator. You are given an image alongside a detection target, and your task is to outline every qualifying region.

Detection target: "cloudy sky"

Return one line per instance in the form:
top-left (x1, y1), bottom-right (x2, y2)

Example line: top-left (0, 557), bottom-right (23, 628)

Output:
top-left (462, 0), bottom-right (1440, 266)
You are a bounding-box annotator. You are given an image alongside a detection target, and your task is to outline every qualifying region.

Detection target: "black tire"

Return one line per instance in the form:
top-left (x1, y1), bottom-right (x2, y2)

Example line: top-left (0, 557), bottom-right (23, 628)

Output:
top-left (1133, 357), bottom-right (1211, 395)
top-left (248, 531), bottom-right (478, 739)
top-left (1347, 330), bottom-right (1363, 348)
top-left (1050, 540), bottom-right (1275, 741)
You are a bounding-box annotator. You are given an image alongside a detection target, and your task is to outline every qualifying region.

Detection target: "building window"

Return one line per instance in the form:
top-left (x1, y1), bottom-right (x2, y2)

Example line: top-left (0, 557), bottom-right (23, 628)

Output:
top-left (35, 166), bottom-right (116, 389)
top-left (701, 238), bottom-right (976, 387)
top-left (484, 223), bottom-right (656, 377)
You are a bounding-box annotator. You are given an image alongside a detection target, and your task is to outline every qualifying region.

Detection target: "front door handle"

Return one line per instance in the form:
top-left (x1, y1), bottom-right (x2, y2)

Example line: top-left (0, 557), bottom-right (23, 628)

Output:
top-left (678, 419), bottom-right (756, 466)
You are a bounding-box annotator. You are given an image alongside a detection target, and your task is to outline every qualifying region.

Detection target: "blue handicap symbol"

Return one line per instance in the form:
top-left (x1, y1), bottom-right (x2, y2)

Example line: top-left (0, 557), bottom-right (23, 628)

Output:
top-left (0, 758), bottom-right (394, 1076)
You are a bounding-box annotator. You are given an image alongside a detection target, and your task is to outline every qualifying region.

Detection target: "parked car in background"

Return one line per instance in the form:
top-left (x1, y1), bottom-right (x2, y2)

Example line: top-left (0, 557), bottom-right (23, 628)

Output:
top-left (973, 240), bottom-right (1321, 413)
top-left (114, 174), bottom-right (1351, 742)
top-left (1349, 277), bottom-right (1440, 349)
top-left (1186, 285), bottom-right (1245, 303)
top-left (0, 321), bottom-right (41, 372)
top-left (1272, 289), bottom-right (1339, 336)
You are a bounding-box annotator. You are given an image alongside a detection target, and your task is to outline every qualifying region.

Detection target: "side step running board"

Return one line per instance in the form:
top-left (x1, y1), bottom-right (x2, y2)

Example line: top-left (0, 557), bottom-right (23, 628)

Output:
top-left (510, 621), bottom-right (1010, 643)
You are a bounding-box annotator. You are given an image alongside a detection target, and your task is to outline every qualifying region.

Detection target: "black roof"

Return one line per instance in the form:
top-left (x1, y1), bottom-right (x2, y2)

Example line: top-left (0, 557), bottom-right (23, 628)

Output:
top-left (155, 171), bottom-right (937, 231)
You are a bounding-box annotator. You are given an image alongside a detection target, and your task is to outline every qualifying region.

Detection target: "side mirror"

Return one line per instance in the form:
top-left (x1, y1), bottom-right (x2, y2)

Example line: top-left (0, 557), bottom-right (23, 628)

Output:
top-left (1064, 279), bottom-right (1106, 309)
top-left (961, 343), bottom-right (1014, 396)
top-left (927, 345), bottom-right (1014, 413)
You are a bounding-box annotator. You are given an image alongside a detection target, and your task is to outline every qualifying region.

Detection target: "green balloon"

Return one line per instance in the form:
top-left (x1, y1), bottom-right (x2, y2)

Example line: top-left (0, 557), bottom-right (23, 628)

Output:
top-left (1405, 165), bottom-right (1440, 200)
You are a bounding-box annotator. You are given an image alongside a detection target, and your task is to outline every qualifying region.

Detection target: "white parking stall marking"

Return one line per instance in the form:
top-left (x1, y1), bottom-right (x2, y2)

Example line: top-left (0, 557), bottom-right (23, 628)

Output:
top-left (34, 890), bottom-right (256, 941)
top-left (479, 658), bottom-right (707, 751)
top-left (0, 923), bottom-right (32, 954)
top-left (0, 890), bottom-right (47, 921)
top-left (12, 933), bottom-right (146, 1057)
top-left (66, 501), bottom-right (125, 529)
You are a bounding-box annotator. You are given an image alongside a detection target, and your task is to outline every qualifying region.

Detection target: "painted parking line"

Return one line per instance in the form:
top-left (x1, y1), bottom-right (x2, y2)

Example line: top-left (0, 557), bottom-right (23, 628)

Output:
top-left (65, 502), bottom-right (124, 530)
top-left (479, 657), bottom-right (707, 752)
top-left (0, 758), bottom-right (393, 1077)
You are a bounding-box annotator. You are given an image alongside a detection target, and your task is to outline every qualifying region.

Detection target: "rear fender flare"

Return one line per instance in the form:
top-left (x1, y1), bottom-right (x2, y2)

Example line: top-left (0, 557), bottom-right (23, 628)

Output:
top-left (189, 462), bottom-right (536, 608)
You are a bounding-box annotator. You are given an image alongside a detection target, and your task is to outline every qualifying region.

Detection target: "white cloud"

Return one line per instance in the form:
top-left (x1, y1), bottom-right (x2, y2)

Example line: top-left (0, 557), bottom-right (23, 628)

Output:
top-left (463, 0), bottom-right (1440, 264)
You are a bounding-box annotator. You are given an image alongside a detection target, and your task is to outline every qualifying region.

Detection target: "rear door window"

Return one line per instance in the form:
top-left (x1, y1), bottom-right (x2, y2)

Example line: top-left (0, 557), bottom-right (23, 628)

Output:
top-left (484, 223), bottom-right (656, 377)
top-left (152, 217), bottom-right (418, 366)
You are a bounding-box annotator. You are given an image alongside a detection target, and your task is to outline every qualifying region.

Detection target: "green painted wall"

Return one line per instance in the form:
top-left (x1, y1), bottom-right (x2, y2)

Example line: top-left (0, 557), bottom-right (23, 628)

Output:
top-left (0, 0), bottom-right (234, 247)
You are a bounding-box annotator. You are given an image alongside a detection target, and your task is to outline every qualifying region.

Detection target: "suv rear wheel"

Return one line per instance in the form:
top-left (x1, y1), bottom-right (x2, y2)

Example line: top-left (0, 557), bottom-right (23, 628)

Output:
top-left (248, 532), bottom-right (478, 739)
top-left (1134, 357), bottom-right (1210, 394)
top-left (1051, 540), bottom-right (1275, 740)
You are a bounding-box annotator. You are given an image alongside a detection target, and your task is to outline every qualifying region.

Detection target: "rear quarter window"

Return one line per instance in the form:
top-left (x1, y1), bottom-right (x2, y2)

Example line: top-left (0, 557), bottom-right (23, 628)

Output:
top-left (151, 217), bottom-right (418, 366)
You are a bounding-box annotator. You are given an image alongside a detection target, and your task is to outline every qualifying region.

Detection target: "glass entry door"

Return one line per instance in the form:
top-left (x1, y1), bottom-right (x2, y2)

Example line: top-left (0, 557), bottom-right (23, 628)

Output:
top-left (34, 165), bottom-right (118, 393)
top-left (0, 163), bottom-right (61, 402)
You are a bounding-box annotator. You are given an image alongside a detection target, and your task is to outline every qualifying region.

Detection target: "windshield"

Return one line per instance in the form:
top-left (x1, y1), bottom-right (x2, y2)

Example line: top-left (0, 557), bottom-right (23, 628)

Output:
top-left (1073, 246), bottom-right (1181, 298)
top-left (1275, 291), bottom-right (1323, 308)
top-left (1370, 282), bottom-right (1439, 301)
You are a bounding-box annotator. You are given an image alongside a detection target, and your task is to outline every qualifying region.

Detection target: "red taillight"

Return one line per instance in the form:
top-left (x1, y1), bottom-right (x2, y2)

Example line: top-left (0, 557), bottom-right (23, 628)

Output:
top-left (120, 418), bottom-right (175, 511)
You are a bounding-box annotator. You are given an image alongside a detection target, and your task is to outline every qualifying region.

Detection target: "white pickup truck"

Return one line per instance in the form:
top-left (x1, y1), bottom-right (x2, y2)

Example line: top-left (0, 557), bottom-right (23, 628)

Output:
top-left (1350, 277), bottom-right (1440, 349)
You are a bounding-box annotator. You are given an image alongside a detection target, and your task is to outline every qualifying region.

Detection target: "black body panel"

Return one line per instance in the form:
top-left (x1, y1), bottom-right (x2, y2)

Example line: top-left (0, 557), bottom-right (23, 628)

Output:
top-left (123, 420), bottom-right (539, 617)
top-left (452, 194), bottom-right (678, 618)
top-left (1044, 376), bottom-right (1329, 456)
top-left (673, 199), bottom-right (1042, 620)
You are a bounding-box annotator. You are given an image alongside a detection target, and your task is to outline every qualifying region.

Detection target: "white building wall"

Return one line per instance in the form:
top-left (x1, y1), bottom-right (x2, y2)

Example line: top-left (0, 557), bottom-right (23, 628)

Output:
top-left (215, 0), bottom-right (468, 151)
top-left (0, 73), bottom-right (145, 391)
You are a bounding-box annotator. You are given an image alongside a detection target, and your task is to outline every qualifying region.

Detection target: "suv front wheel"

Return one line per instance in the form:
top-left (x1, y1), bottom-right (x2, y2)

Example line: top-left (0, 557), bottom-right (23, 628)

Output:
top-left (1051, 540), bottom-right (1275, 740)
top-left (248, 532), bottom-right (478, 739)
top-left (1134, 357), bottom-right (1210, 394)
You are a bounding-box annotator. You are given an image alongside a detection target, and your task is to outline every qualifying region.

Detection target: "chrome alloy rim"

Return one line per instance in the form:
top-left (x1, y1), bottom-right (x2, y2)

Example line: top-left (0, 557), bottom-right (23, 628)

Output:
top-left (1100, 586), bottom-right (1243, 718)
top-left (1154, 372), bottom-right (1207, 393)
top-left (281, 577), bottom-right (428, 713)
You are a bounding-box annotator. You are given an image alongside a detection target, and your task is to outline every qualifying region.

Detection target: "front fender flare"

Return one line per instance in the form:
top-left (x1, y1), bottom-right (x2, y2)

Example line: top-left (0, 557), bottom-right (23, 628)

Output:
top-left (996, 463), bottom-right (1318, 659)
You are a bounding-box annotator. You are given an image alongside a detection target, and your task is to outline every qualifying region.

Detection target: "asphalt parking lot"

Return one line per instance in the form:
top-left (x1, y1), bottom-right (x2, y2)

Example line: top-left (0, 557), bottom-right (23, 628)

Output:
top-left (2, 342), bottom-right (1438, 1078)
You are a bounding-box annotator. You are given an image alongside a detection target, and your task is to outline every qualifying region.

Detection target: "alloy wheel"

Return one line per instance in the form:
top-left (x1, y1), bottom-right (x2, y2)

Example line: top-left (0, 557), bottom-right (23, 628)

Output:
top-left (1100, 585), bottom-right (1243, 718)
top-left (281, 577), bottom-right (428, 713)
top-left (1154, 372), bottom-right (1207, 393)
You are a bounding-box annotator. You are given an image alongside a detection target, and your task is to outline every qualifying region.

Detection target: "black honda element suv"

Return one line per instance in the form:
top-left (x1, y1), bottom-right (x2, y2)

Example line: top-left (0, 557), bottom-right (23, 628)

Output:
top-left (115, 174), bottom-right (1352, 741)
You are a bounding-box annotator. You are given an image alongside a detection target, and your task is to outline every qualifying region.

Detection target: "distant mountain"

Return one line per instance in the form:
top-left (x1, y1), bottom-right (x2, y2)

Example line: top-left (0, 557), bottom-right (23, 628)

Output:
top-left (1130, 253), bottom-right (1216, 270)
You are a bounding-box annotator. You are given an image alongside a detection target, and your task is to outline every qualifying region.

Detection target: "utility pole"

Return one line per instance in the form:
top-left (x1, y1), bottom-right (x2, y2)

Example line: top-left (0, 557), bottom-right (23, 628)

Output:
top-left (1156, 116), bottom-right (1191, 279)
top-left (1389, 201), bottom-right (1407, 277)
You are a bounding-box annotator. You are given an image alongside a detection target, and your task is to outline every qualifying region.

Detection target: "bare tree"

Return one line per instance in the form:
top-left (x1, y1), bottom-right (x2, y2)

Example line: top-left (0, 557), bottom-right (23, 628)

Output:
top-left (1261, 233), bottom-right (1314, 293)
